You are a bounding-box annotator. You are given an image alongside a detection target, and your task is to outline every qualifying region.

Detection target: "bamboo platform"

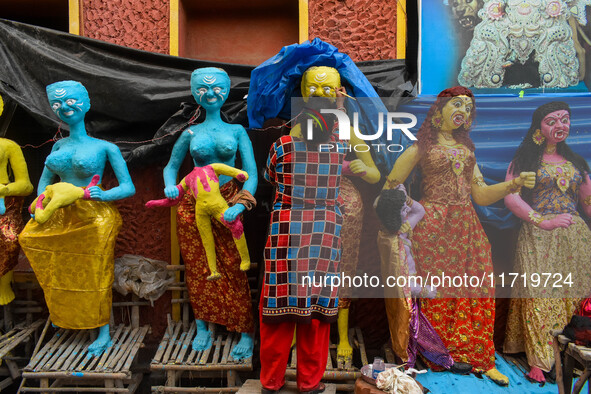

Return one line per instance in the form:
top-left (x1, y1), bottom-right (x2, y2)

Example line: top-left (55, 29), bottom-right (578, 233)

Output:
top-left (19, 323), bottom-right (149, 393)
top-left (0, 319), bottom-right (45, 391)
top-left (284, 327), bottom-right (366, 392)
top-left (151, 320), bottom-right (253, 393)
top-left (550, 328), bottom-right (591, 394)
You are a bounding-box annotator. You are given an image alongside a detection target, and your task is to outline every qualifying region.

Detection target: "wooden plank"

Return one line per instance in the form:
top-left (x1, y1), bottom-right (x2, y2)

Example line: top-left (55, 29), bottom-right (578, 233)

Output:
top-left (210, 334), bottom-right (223, 365)
top-left (61, 331), bottom-right (90, 371)
top-left (69, 343), bottom-right (91, 372)
top-left (221, 333), bottom-right (234, 365)
top-left (383, 344), bottom-right (395, 365)
top-left (20, 387), bottom-right (129, 392)
top-left (119, 325), bottom-right (149, 373)
top-left (236, 380), bottom-right (336, 394)
top-left (572, 368), bottom-right (591, 394)
top-left (175, 322), bottom-right (196, 364)
top-left (27, 328), bottom-right (65, 370)
top-left (0, 326), bottom-right (23, 345)
top-left (152, 322), bottom-right (174, 364)
top-left (170, 331), bottom-right (186, 362)
top-left (51, 330), bottom-right (86, 370)
top-left (147, 363), bottom-right (252, 372)
top-left (35, 329), bottom-right (70, 371)
top-left (0, 327), bottom-right (27, 351)
top-left (109, 327), bottom-right (141, 371)
top-left (103, 327), bottom-right (139, 371)
top-left (0, 322), bottom-right (42, 359)
top-left (191, 349), bottom-right (204, 365)
top-left (355, 327), bottom-right (369, 367)
top-left (162, 322), bottom-right (183, 364)
top-left (44, 331), bottom-right (78, 370)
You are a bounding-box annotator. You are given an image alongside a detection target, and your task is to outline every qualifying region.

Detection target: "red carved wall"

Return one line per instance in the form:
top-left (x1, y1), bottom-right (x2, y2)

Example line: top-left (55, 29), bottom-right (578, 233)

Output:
top-left (82, 0), bottom-right (169, 54)
top-left (308, 0), bottom-right (397, 62)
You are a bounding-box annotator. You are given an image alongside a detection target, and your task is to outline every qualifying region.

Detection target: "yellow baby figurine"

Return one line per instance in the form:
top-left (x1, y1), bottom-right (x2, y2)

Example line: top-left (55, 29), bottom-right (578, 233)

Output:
top-left (147, 163), bottom-right (251, 280)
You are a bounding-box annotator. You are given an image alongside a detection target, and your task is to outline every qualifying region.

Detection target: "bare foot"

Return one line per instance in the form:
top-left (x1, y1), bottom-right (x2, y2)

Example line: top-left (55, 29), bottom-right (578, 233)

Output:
top-left (87, 325), bottom-right (112, 358)
top-left (527, 366), bottom-right (546, 383)
top-left (337, 339), bottom-right (353, 362)
top-left (240, 260), bottom-right (250, 271)
top-left (192, 322), bottom-right (213, 351)
top-left (485, 367), bottom-right (509, 386)
top-left (206, 272), bottom-right (221, 281)
top-left (230, 333), bottom-right (253, 361)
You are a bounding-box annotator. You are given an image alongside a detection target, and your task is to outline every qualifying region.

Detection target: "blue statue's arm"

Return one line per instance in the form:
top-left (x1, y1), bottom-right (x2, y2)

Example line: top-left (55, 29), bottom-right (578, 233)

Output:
top-left (223, 127), bottom-right (258, 221)
top-left (88, 143), bottom-right (135, 201)
top-left (163, 131), bottom-right (191, 199)
top-left (237, 127), bottom-right (258, 196)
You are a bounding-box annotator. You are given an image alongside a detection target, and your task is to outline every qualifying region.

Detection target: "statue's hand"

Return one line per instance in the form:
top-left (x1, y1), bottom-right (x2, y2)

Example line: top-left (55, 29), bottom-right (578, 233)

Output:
top-left (0, 198), bottom-right (5, 215)
top-left (335, 86), bottom-right (347, 109)
top-left (517, 172), bottom-right (536, 189)
top-left (164, 185), bottom-right (180, 199)
top-left (223, 204), bottom-right (245, 222)
top-left (236, 171), bottom-right (248, 182)
top-left (348, 159), bottom-right (368, 177)
top-left (399, 221), bottom-right (412, 234)
top-left (538, 213), bottom-right (573, 231)
top-left (88, 186), bottom-right (106, 201)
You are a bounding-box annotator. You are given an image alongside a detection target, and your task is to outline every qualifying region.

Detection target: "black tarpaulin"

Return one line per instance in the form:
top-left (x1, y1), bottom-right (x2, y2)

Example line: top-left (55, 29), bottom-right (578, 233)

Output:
top-left (0, 18), bottom-right (411, 165)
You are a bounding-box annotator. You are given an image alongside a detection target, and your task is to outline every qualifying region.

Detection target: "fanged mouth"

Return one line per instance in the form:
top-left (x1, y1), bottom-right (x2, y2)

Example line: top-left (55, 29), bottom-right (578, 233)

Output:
top-left (206, 98), bottom-right (217, 103)
top-left (62, 110), bottom-right (74, 116)
top-left (458, 16), bottom-right (477, 29)
top-left (453, 114), bottom-right (465, 126)
top-left (553, 130), bottom-right (567, 139)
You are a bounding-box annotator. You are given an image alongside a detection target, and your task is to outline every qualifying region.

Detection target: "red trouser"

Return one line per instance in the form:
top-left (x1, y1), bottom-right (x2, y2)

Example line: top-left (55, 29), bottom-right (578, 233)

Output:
top-left (259, 305), bottom-right (331, 390)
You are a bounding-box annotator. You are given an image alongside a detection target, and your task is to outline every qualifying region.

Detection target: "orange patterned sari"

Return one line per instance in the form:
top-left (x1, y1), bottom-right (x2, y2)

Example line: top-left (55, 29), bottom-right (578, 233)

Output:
top-left (413, 144), bottom-right (496, 372)
top-left (177, 180), bottom-right (254, 333)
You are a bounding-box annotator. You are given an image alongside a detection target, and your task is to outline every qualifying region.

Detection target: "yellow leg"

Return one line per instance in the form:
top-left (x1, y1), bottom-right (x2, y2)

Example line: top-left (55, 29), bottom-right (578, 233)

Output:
top-left (213, 206), bottom-right (250, 272)
top-left (233, 233), bottom-right (250, 271)
top-left (337, 308), bottom-right (353, 361)
top-left (0, 271), bottom-right (15, 305)
top-left (194, 213), bottom-right (220, 281)
top-left (291, 328), bottom-right (296, 348)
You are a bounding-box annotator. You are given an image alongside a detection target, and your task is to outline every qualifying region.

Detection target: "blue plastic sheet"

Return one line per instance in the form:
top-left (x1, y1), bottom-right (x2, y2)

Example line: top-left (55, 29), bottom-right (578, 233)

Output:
top-left (398, 95), bottom-right (591, 229)
top-left (247, 38), bottom-right (411, 172)
top-left (415, 353), bottom-right (585, 394)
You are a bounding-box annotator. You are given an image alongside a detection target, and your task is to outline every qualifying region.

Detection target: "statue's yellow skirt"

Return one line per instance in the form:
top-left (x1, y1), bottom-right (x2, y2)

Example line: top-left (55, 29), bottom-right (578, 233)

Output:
top-left (19, 199), bottom-right (122, 329)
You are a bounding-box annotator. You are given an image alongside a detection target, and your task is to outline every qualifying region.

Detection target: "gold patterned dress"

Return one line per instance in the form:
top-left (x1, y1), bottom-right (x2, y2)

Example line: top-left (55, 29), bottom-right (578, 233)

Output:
top-left (0, 197), bottom-right (24, 276)
top-left (504, 160), bottom-right (591, 372)
top-left (19, 198), bottom-right (122, 329)
top-left (337, 176), bottom-right (363, 309)
top-left (413, 143), bottom-right (496, 372)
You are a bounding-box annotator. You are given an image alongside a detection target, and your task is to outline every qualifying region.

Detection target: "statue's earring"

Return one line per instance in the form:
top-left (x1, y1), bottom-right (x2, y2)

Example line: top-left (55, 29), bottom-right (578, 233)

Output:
top-left (431, 110), bottom-right (443, 128)
top-left (532, 129), bottom-right (545, 145)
